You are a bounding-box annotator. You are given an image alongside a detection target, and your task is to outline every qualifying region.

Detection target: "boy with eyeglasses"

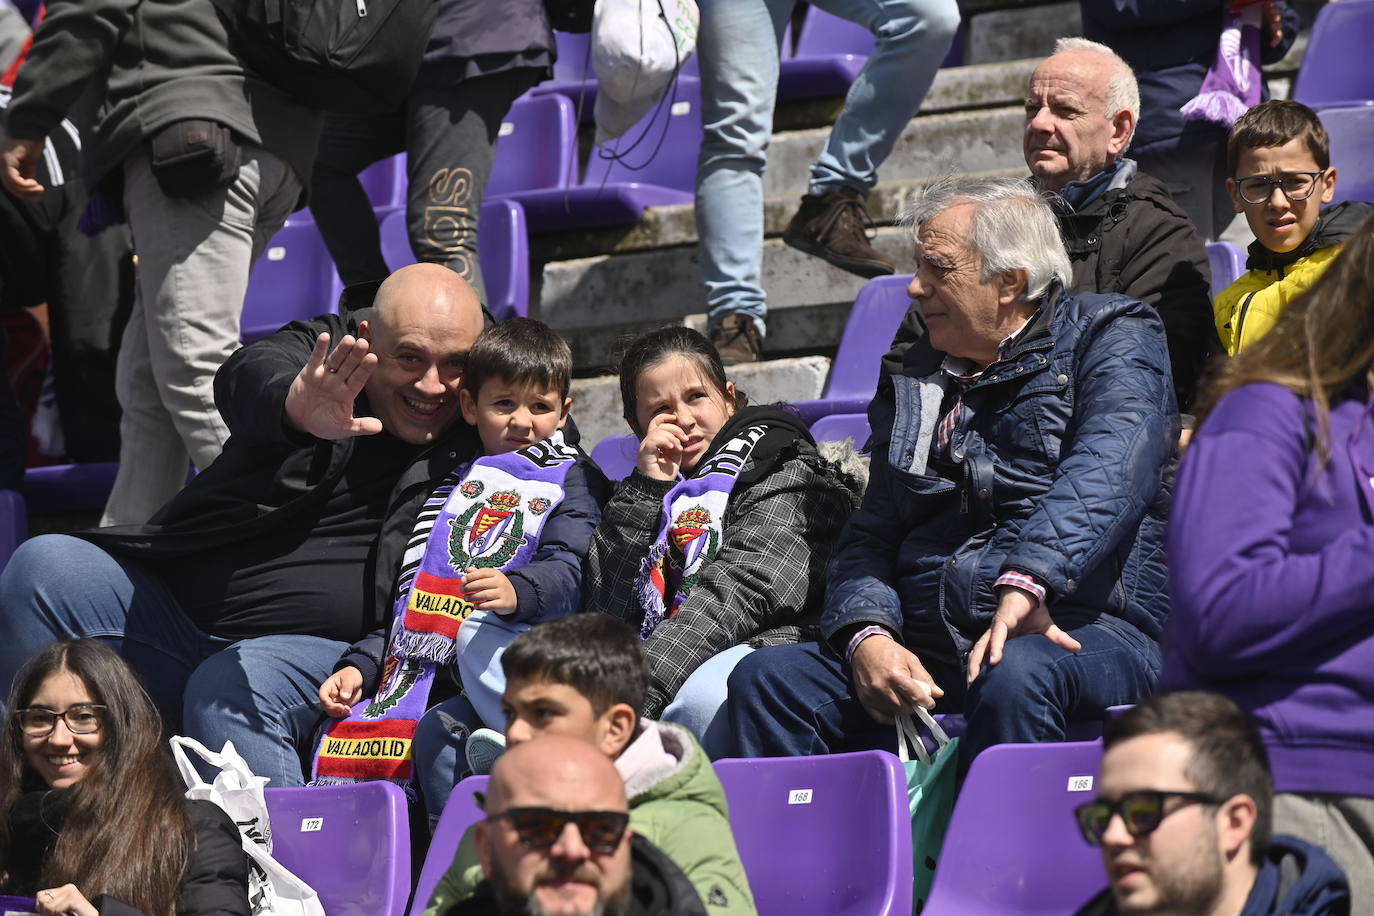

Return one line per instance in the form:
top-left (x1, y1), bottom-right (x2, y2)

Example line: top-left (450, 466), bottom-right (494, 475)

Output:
top-left (1214, 100), bottom-right (1374, 355)
top-left (1072, 691), bottom-right (1349, 916)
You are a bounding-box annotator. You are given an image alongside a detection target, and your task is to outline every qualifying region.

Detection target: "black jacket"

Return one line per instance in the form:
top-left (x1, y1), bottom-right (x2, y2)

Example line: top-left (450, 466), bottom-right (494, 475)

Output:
top-left (421, 0), bottom-right (555, 85)
top-left (4, 792), bottom-right (250, 916)
top-left (79, 313), bottom-right (490, 642)
top-left (444, 834), bottom-right (708, 916)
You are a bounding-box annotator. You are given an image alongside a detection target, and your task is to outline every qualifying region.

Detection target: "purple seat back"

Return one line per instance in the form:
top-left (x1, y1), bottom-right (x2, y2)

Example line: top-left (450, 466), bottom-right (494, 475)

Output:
top-left (241, 221), bottom-right (341, 344)
top-left (0, 895), bottom-right (36, 914)
top-left (359, 155), bottom-right (407, 209)
top-left (551, 31), bottom-right (593, 84)
top-left (1206, 241), bottom-right (1247, 296)
top-left (810, 412), bottom-right (870, 447)
top-left (24, 461), bottom-right (118, 514)
top-left (378, 200), bottom-right (530, 319)
top-left (924, 741), bottom-right (1106, 915)
top-left (590, 433), bottom-right (639, 482)
top-left (795, 7), bottom-right (876, 57)
top-left (488, 94), bottom-right (579, 198)
top-left (714, 751), bottom-right (912, 916)
top-left (411, 775), bottom-right (490, 916)
top-left (827, 274), bottom-right (914, 400)
top-left (0, 490), bottom-right (25, 575)
top-left (1292, 0), bottom-right (1374, 110)
top-left (264, 782), bottom-right (411, 916)
top-left (1319, 105), bottom-right (1374, 207)
top-left (582, 77), bottom-right (703, 194)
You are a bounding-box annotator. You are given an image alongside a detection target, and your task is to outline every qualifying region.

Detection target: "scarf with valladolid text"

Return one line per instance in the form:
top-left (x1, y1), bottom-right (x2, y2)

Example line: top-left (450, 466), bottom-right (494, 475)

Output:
top-left (634, 424), bottom-right (770, 638)
top-left (312, 435), bottom-right (578, 787)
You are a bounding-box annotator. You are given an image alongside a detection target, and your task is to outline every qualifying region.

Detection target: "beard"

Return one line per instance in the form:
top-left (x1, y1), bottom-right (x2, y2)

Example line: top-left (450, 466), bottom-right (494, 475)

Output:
top-left (487, 855), bottom-right (631, 916)
top-left (1116, 836), bottom-right (1228, 915)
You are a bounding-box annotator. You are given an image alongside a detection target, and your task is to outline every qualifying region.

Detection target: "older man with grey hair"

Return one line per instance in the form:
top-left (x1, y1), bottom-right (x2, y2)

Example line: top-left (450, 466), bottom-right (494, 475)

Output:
top-left (726, 176), bottom-right (1176, 763)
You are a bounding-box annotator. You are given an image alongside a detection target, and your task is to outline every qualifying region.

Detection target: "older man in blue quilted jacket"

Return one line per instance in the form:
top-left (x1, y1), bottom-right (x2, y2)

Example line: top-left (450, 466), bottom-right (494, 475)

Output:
top-left (726, 176), bottom-right (1176, 762)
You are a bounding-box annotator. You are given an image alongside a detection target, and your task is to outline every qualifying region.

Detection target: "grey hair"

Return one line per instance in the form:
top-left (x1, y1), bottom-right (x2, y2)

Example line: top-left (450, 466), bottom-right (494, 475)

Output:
top-left (1052, 36), bottom-right (1140, 150)
top-left (900, 175), bottom-right (1072, 302)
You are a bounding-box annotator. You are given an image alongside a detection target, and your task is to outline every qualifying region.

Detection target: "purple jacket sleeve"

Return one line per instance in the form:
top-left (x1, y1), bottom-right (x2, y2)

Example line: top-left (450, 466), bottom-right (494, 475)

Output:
top-left (1167, 384), bottom-right (1374, 675)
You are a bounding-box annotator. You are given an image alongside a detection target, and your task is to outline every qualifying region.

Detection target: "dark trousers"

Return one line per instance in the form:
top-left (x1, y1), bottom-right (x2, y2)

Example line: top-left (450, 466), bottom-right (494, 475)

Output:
top-left (726, 617), bottom-right (1160, 763)
top-left (309, 68), bottom-right (542, 297)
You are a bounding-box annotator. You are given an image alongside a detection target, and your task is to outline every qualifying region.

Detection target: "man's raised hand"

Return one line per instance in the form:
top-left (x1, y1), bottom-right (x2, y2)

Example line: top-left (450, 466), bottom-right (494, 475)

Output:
top-left (283, 332), bottom-right (384, 440)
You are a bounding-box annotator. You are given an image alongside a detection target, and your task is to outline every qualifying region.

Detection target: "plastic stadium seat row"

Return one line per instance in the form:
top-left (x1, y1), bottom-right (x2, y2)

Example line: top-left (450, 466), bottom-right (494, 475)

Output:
top-left (1290, 0), bottom-right (1374, 112)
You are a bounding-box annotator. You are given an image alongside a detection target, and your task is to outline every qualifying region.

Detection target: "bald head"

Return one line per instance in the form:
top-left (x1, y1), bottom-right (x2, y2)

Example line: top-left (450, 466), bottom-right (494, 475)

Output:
top-left (359, 263), bottom-right (484, 444)
top-left (486, 736), bottom-right (628, 816)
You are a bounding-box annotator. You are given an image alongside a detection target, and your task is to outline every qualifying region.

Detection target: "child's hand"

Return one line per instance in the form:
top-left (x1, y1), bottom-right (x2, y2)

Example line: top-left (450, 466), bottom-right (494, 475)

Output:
top-left (464, 567), bottom-right (518, 613)
top-left (319, 666), bottom-right (364, 717)
top-left (637, 413), bottom-right (686, 481)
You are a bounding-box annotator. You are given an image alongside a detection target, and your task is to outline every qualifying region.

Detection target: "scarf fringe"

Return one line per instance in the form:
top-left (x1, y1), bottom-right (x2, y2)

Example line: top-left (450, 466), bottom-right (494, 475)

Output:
top-left (636, 541), bottom-right (671, 640)
top-left (310, 774), bottom-right (419, 803)
top-left (1181, 91), bottom-right (1250, 128)
top-left (392, 630), bottom-right (461, 666)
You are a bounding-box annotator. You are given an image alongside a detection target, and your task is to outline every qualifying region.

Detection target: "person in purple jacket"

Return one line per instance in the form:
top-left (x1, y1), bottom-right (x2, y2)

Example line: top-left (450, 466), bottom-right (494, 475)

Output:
top-left (1163, 213), bottom-right (1374, 909)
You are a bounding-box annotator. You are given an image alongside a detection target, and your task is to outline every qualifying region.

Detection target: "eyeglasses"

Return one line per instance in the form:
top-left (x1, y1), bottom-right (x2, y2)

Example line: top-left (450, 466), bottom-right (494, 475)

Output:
top-left (486, 806), bottom-right (630, 855)
top-left (1233, 171), bottom-right (1327, 205)
top-left (14, 704), bottom-right (107, 737)
top-left (1075, 790), bottom-right (1226, 845)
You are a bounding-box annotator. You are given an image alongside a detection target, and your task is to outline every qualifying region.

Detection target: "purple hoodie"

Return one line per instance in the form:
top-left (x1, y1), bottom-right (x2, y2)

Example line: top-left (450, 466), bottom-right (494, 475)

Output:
top-left (1162, 381), bottom-right (1374, 799)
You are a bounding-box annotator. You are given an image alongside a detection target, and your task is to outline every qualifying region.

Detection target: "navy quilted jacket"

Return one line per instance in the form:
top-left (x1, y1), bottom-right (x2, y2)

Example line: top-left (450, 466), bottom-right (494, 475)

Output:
top-left (823, 284), bottom-right (1177, 658)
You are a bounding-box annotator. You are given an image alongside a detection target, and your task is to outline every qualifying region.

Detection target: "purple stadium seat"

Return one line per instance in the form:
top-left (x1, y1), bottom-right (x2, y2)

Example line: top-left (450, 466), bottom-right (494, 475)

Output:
top-left (794, 274), bottom-right (914, 422)
top-left (411, 775), bottom-right (490, 916)
top-left (0, 490), bottom-right (26, 574)
top-left (514, 77), bottom-right (702, 231)
top-left (0, 896), bottom-right (36, 913)
top-left (241, 220), bottom-right (342, 344)
top-left (590, 433), bottom-right (639, 482)
top-left (714, 751), bottom-right (912, 916)
top-left (378, 200), bottom-right (531, 319)
top-left (924, 741), bottom-right (1106, 915)
top-left (1206, 241), bottom-right (1247, 297)
top-left (264, 782), bottom-right (410, 916)
top-left (359, 155), bottom-right (407, 209)
top-left (487, 94), bottom-right (579, 198)
top-left (23, 461), bottom-right (119, 514)
top-left (777, 7), bottom-right (964, 101)
top-left (527, 31), bottom-right (599, 116)
top-left (1319, 105), bottom-right (1374, 207)
top-left (809, 412), bottom-right (871, 448)
top-left (1291, 0), bottom-right (1374, 111)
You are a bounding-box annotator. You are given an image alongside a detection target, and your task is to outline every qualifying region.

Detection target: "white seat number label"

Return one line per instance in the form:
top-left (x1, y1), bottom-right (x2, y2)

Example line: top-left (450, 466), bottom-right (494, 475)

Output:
top-left (300, 817), bottom-right (324, 832)
top-left (787, 789), bottom-right (813, 805)
top-left (1067, 775), bottom-right (1094, 792)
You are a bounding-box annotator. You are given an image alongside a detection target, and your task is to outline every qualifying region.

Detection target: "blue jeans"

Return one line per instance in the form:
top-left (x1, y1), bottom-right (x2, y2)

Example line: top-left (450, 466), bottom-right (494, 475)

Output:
top-left (662, 643), bottom-right (754, 759)
top-left (0, 535), bottom-right (349, 786)
top-left (411, 693), bottom-right (482, 828)
top-left (726, 618), bottom-right (1159, 762)
top-left (454, 609), bottom-right (532, 730)
top-left (694, 0), bottom-right (960, 333)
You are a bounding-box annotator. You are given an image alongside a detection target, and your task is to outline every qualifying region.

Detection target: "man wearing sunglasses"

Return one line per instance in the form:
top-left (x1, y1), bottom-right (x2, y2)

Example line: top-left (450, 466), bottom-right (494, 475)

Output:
top-left (1073, 692), bottom-right (1348, 916)
top-left (462, 736), bottom-right (706, 916)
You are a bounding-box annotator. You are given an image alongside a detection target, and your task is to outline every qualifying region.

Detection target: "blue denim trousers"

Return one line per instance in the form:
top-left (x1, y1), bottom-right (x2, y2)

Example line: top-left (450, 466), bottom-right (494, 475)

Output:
top-left (725, 618), bottom-right (1159, 762)
top-left (0, 535), bottom-right (348, 786)
top-left (694, 0), bottom-right (960, 333)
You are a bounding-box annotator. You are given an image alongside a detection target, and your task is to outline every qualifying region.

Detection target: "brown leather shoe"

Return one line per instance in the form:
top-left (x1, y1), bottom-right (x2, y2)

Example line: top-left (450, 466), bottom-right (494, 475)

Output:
top-left (710, 314), bottom-right (763, 364)
top-left (782, 187), bottom-right (895, 278)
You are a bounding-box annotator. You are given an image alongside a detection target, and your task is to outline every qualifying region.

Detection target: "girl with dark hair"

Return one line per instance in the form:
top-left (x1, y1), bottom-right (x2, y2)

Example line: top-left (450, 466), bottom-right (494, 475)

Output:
top-left (1163, 215), bottom-right (1374, 906)
top-left (584, 327), bottom-right (859, 756)
top-left (0, 640), bottom-right (250, 916)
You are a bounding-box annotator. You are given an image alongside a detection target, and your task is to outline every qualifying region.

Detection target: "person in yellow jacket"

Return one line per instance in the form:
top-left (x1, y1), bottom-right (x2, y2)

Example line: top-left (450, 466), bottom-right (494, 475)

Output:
top-left (421, 615), bottom-right (757, 916)
top-left (1215, 100), bottom-right (1374, 355)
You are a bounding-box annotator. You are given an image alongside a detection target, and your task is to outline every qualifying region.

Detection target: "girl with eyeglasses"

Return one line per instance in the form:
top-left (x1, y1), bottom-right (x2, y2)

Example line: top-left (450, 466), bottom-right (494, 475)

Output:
top-left (0, 640), bottom-right (250, 916)
top-left (1163, 215), bottom-right (1374, 909)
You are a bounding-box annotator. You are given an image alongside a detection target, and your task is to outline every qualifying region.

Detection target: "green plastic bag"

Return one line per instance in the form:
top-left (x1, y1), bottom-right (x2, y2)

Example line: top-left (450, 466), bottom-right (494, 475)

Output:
top-left (896, 709), bottom-right (959, 914)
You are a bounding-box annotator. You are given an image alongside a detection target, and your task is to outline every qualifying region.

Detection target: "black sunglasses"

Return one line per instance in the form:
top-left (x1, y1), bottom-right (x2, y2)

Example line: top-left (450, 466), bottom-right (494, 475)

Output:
top-left (485, 806), bottom-right (630, 855)
top-left (1075, 790), bottom-right (1226, 845)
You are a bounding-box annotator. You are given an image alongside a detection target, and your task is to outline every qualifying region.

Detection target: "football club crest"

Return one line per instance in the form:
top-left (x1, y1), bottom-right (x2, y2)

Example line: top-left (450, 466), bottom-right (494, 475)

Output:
top-left (669, 504), bottom-right (717, 575)
top-left (449, 490), bottom-right (527, 569)
top-left (363, 656), bottom-right (423, 718)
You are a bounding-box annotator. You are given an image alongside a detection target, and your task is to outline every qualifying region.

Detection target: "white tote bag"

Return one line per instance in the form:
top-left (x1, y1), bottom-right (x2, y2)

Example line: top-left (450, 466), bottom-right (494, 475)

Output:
top-left (591, 0), bottom-right (699, 144)
top-left (169, 737), bottom-right (325, 916)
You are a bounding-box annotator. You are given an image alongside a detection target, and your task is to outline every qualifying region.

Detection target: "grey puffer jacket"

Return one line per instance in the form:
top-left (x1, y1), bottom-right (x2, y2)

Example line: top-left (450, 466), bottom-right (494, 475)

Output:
top-left (826, 284), bottom-right (1176, 659)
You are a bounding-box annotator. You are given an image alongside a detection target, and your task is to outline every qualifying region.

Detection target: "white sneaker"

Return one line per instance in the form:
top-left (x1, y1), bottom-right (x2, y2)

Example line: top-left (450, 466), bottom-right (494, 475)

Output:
top-left (465, 727), bottom-right (507, 776)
